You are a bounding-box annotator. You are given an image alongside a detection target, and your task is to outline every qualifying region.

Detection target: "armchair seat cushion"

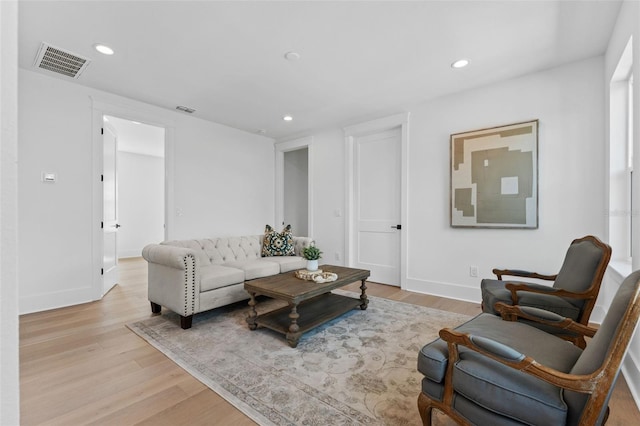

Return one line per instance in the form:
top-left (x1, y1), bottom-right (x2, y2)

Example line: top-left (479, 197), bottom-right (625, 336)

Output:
top-left (419, 314), bottom-right (583, 425)
top-left (200, 265), bottom-right (246, 292)
top-left (481, 279), bottom-right (581, 320)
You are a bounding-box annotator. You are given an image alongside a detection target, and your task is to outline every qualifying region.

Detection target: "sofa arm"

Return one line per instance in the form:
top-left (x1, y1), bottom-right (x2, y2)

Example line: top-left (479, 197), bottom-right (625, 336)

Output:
top-left (292, 236), bottom-right (315, 257)
top-left (142, 244), bottom-right (198, 269)
top-left (142, 244), bottom-right (200, 319)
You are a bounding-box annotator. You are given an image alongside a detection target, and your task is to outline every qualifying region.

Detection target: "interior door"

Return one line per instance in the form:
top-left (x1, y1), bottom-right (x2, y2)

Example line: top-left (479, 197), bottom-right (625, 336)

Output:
top-left (354, 128), bottom-right (401, 285)
top-left (103, 123), bottom-right (119, 295)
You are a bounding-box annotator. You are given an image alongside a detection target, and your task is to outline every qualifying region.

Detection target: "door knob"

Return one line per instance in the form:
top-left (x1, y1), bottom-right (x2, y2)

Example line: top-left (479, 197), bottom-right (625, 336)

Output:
top-left (115, 224), bottom-right (121, 228)
top-left (391, 224), bottom-right (402, 230)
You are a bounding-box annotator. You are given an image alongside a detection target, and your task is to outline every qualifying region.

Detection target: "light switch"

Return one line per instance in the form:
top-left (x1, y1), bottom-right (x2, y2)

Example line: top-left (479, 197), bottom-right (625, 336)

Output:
top-left (42, 172), bottom-right (56, 183)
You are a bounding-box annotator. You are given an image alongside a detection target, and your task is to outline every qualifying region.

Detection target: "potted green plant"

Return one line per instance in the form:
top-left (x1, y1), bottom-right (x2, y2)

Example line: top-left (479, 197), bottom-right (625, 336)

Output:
top-left (302, 245), bottom-right (322, 271)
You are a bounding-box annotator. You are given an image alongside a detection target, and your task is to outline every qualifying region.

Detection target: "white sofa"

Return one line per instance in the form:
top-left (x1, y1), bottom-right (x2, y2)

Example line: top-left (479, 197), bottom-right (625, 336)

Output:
top-left (142, 234), bottom-right (314, 328)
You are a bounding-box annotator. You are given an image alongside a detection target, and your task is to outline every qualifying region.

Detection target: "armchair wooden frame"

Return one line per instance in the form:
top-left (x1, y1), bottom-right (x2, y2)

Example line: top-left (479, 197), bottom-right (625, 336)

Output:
top-left (491, 235), bottom-right (611, 348)
top-left (418, 276), bottom-right (640, 426)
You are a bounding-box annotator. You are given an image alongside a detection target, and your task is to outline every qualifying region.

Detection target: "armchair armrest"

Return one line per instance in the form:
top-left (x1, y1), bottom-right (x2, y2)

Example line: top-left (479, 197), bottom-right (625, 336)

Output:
top-left (493, 268), bottom-right (557, 281)
top-left (468, 335), bottom-right (525, 362)
top-left (505, 282), bottom-right (595, 305)
top-left (494, 302), bottom-right (597, 338)
top-left (439, 328), bottom-right (599, 393)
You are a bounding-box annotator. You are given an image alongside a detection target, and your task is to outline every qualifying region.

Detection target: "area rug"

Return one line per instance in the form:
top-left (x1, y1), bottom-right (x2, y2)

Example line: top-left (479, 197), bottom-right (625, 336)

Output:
top-left (127, 290), bottom-right (470, 425)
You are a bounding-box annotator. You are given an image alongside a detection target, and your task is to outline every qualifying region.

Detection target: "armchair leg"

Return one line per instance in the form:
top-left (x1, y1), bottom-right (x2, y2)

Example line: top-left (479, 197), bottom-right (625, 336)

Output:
top-left (180, 315), bottom-right (193, 329)
top-left (150, 302), bottom-right (161, 314)
top-left (417, 392), bottom-right (434, 426)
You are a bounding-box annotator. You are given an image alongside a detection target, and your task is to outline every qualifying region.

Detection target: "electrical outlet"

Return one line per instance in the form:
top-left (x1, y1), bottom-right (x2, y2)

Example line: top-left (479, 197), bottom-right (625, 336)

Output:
top-left (335, 252), bottom-right (341, 261)
top-left (469, 266), bottom-right (478, 277)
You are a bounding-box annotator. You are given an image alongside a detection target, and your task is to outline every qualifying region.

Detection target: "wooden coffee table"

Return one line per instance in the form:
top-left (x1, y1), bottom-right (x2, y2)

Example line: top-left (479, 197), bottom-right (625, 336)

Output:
top-left (244, 265), bottom-right (370, 347)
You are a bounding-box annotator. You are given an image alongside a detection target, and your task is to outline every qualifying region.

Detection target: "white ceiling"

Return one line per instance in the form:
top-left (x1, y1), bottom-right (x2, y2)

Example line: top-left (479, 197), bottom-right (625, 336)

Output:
top-left (19, 1), bottom-right (622, 140)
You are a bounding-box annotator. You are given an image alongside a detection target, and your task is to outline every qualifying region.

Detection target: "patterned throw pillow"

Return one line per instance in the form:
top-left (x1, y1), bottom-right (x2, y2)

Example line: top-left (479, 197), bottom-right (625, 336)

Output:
top-left (262, 224), bottom-right (295, 257)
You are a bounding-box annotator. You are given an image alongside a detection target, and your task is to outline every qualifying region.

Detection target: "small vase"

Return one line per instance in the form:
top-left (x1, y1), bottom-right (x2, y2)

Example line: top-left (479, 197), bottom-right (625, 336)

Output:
top-left (307, 259), bottom-right (319, 271)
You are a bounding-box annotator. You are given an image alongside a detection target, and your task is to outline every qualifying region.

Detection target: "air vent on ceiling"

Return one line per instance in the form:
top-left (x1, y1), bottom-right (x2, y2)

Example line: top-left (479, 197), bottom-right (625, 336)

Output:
top-left (176, 106), bottom-right (196, 114)
top-left (34, 42), bottom-right (91, 79)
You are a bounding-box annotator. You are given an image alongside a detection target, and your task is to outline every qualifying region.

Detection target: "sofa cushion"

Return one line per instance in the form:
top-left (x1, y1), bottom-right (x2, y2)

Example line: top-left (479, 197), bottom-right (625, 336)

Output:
top-left (201, 236), bottom-right (262, 264)
top-left (262, 224), bottom-right (294, 257)
top-left (266, 255), bottom-right (307, 273)
top-left (200, 265), bottom-right (245, 292)
top-left (225, 259), bottom-right (280, 280)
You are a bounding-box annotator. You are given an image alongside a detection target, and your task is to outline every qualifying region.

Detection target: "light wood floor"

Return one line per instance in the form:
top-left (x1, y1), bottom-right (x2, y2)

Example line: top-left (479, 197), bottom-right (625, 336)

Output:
top-left (20, 258), bottom-right (640, 425)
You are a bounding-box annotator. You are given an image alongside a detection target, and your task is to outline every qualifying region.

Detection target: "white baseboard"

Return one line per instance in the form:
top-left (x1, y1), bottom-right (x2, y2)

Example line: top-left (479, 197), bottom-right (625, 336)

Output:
top-left (19, 286), bottom-right (96, 315)
top-left (404, 277), bottom-right (481, 305)
top-left (118, 249), bottom-right (144, 259)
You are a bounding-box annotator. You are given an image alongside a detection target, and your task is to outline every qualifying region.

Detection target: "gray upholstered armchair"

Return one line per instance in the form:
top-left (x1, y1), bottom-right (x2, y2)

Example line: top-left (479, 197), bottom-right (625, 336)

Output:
top-left (417, 270), bottom-right (640, 426)
top-left (481, 235), bottom-right (611, 347)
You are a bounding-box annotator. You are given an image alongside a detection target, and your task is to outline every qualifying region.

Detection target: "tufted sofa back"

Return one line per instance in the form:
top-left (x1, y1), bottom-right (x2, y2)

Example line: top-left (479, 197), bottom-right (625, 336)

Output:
top-left (161, 235), bottom-right (310, 266)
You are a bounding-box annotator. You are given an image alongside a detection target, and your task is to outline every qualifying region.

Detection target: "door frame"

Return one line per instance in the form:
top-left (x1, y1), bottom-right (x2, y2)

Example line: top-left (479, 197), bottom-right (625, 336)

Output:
top-left (275, 136), bottom-right (314, 237)
top-left (90, 97), bottom-right (174, 300)
top-left (344, 113), bottom-right (409, 288)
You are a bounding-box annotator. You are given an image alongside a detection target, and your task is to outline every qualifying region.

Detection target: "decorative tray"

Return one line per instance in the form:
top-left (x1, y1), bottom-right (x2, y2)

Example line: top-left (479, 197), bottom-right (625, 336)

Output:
top-left (295, 269), bottom-right (338, 283)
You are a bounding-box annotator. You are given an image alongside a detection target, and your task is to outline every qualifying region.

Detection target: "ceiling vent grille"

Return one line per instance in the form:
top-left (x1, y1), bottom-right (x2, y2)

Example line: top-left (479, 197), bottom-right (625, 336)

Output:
top-left (34, 43), bottom-right (91, 79)
top-left (176, 106), bottom-right (196, 114)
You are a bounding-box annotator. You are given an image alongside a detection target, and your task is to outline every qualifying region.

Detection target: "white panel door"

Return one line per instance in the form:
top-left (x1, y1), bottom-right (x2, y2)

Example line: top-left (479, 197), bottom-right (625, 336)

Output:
top-left (354, 128), bottom-right (401, 285)
top-left (103, 124), bottom-right (119, 295)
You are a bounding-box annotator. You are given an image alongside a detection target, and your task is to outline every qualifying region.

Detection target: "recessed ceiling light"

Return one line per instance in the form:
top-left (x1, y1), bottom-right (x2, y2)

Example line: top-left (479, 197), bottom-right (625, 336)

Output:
top-left (94, 44), bottom-right (114, 55)
top-left (284, 51), bottom-right (301, 61)
top-left (283, 115), bottom-right (293, 122)
top-left (451, 59), bottom-right (469, 69)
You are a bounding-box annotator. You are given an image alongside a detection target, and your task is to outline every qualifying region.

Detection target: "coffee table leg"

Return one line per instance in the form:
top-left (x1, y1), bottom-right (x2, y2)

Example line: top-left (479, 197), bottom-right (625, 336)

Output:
top-left (286, 303), bottom-right (301, 348)
top-left (359, 279), bottom-right (369, 310)
top-left (246, 292), bottom-right (258, 330)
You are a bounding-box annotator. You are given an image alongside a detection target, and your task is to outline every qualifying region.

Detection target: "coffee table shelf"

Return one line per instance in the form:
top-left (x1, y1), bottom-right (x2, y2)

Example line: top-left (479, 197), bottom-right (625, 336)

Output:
top-left (245, 265), bottom-right (370, 347)
top-left (255, 292), bottom-right (361, 336)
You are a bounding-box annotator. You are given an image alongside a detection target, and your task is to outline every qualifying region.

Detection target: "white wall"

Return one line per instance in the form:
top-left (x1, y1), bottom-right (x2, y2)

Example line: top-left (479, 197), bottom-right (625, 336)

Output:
top-left (18, 69), bottom-right (275, 314)
top-left (302, 57), bottom-right (606, 301)
top-left (406, 56), bottom-right (606, 300)
top-left (1, 1), bottom-right (20, 423)
top-left (170, 115), bottom-right (275, 240)
top-left (117, 151), bottom-right (164, 257)
top-left (604, 0), bottom-right (640, 410)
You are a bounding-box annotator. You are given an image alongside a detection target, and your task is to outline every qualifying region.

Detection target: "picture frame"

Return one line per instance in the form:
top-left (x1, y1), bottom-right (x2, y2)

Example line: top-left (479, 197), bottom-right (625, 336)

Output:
top-left (450, 120), bottom-right (538, 228)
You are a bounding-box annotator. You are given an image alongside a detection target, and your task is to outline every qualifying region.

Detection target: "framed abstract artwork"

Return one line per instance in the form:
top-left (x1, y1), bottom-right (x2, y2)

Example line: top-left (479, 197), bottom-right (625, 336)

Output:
top-left (450, 120), bottom-right (538, 228)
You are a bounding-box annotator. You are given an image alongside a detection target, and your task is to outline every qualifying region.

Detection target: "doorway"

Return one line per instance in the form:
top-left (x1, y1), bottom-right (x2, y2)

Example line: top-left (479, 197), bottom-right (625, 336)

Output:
top-left (102, 115), bottom-right (165, 294)
top-left (275, 137), bottom-right (314, 238)
top-left (284, 148), bottom-right (309, 236)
